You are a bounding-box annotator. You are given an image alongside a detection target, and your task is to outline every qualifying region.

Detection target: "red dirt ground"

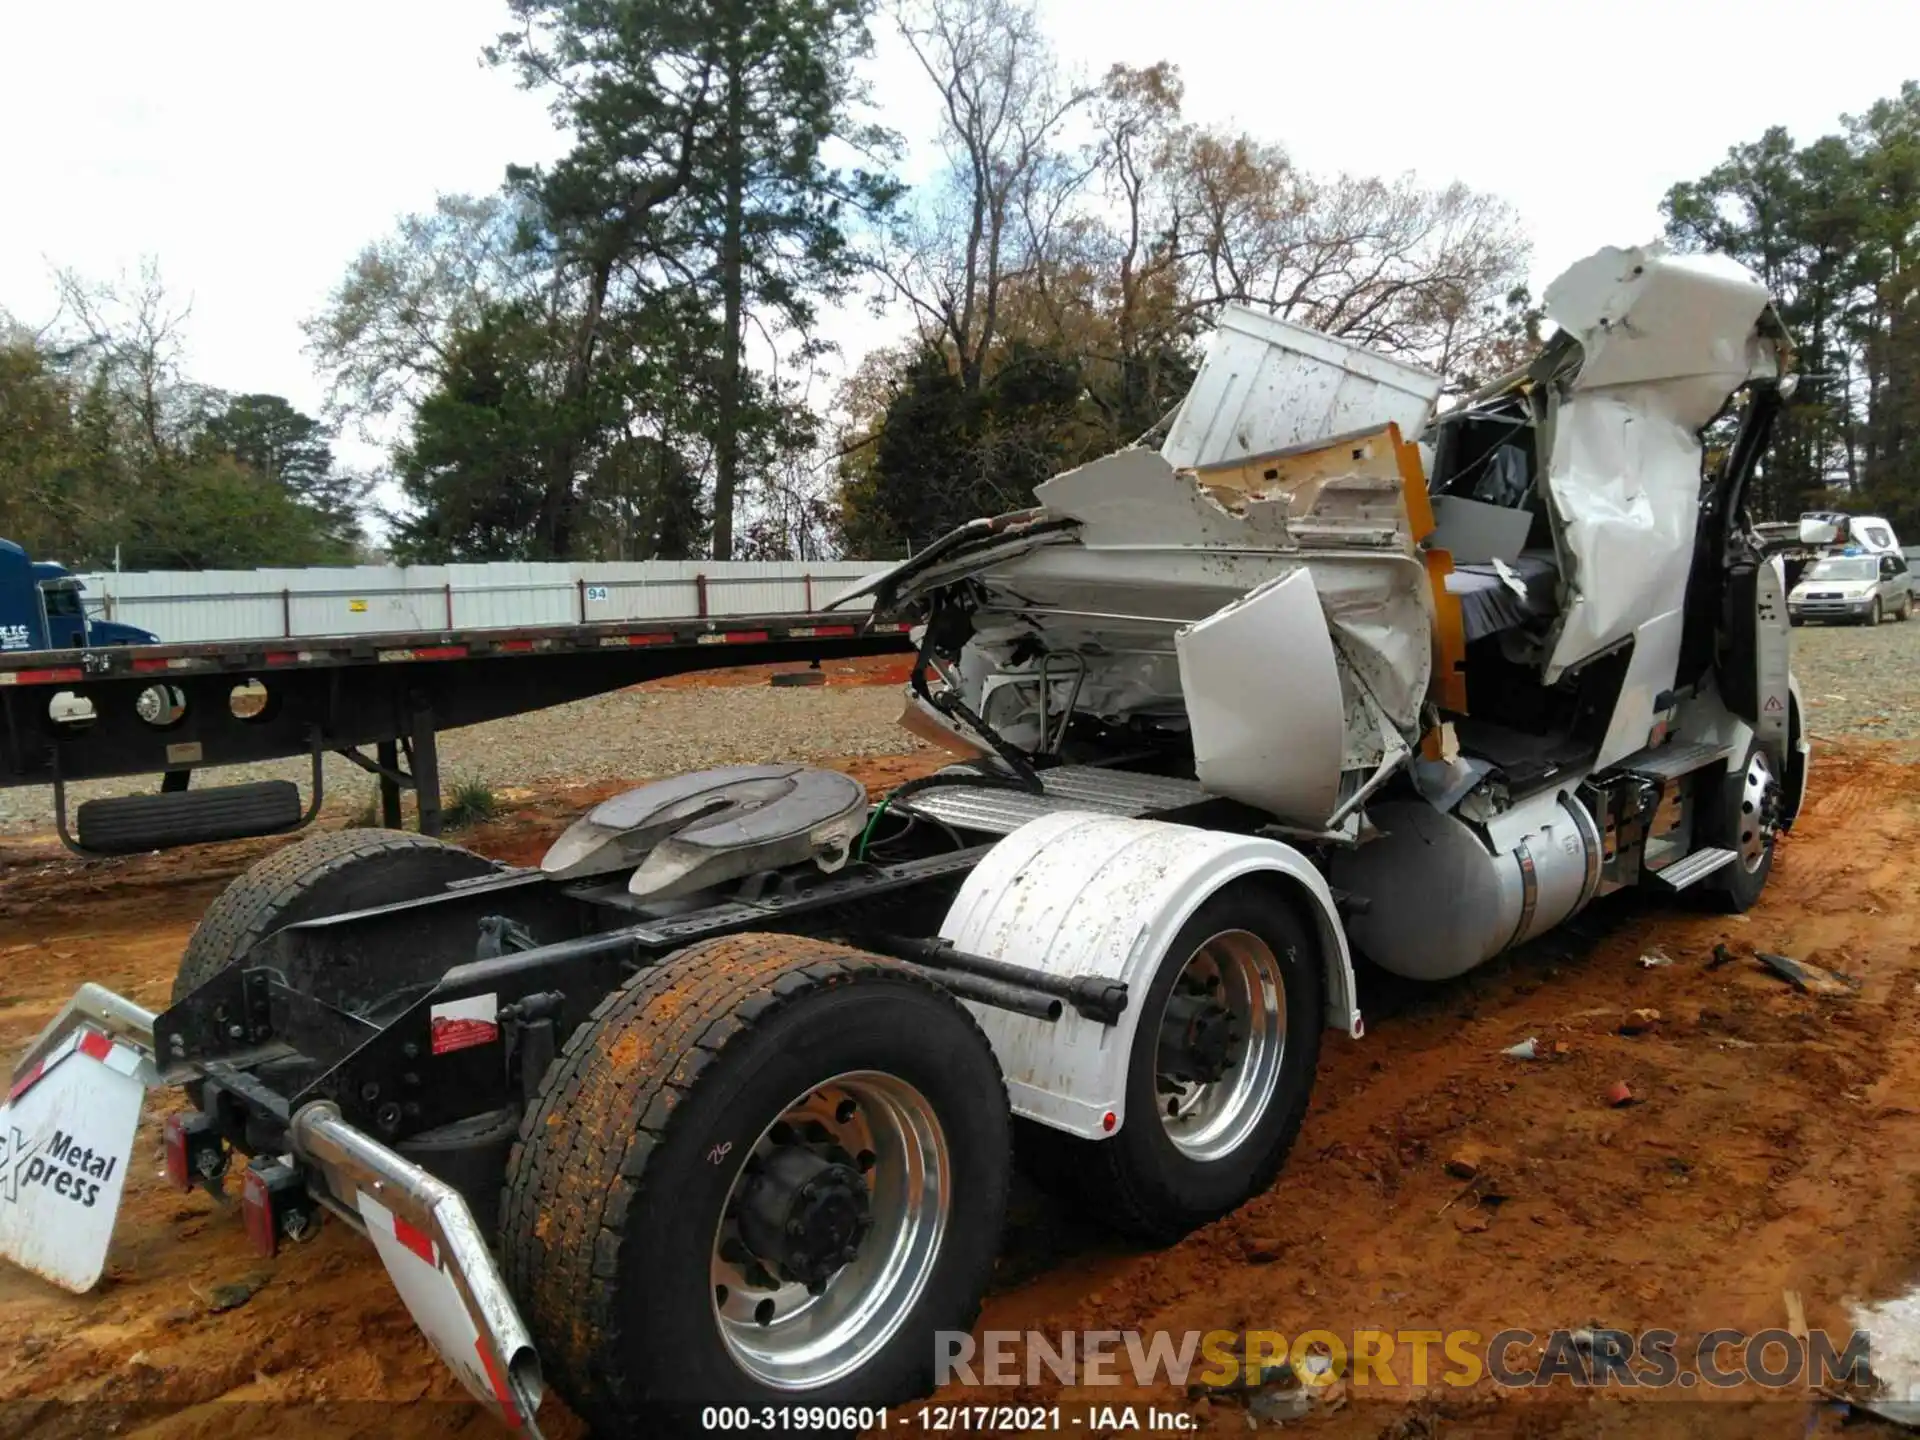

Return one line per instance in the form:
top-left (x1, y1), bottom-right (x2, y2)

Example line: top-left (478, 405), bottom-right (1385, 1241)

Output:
top-left (3, 676), bottom-right (1918, 1437)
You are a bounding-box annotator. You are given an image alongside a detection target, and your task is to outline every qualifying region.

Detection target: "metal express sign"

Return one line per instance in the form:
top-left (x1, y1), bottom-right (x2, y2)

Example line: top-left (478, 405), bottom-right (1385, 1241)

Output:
top-left (0, 1125), bottom-right (121, 1209)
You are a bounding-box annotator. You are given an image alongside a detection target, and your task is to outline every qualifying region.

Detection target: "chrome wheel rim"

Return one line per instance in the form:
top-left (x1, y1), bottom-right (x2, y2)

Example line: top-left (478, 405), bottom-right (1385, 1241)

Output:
top-left (1737, 750), bottom-right (1780, 873)
top-left (711, 1071), bottom-right (949, 1389)
top-left (1154, 930), bottom-right (1287, 1162)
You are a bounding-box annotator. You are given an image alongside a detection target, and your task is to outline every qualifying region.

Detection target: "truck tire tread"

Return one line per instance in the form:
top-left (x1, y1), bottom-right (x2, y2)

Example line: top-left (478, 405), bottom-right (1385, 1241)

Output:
top-left (173, 827), bottom-right (497, 1002)
top-left (76, 781), bottom-right (304, 854)
top-left (500, 934), bottom-right (1011, 1424)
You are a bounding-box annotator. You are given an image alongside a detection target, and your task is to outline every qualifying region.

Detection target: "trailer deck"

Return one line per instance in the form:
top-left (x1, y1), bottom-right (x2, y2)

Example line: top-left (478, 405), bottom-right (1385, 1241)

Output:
top-left (0, 612), bottom-right (912, 851)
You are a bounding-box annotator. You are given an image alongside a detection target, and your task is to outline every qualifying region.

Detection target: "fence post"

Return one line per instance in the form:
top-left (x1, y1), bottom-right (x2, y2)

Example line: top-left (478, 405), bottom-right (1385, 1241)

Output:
top-left (804, 573), bottom-right (814, 611)
top-left (443, 583), bottom-right (454, 630)
top-left (577, 578), bottom-right (588, 625)
top-left (281, 588), bottom-right (292, 638)
top-left (695, 573), bottom-right (709, 618)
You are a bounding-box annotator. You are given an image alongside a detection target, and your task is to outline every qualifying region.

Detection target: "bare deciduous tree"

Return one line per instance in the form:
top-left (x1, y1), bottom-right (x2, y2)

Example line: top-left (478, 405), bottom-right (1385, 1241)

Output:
top-left (53, 259), bottom-right (198, 462)
top-left (1163, 140), bottom-right (1530, 386)
top-left (876, 0), bottom-right (1096, 393)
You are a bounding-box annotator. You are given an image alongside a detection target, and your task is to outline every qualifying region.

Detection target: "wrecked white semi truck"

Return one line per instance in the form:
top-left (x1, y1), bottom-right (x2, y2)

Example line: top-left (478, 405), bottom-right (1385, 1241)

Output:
top-left (2, 243), bottom-right (1807, 1434)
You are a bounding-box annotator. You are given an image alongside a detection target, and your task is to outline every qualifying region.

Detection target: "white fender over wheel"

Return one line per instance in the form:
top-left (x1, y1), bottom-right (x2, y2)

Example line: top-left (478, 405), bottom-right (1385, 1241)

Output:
top-left (939, 811), bottom-right (1358, 1140)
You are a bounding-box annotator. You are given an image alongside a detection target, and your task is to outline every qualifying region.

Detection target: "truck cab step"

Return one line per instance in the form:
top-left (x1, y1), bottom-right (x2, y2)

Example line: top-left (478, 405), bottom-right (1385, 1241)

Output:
top-left (1614, 740), bottom-right (1729, 782)
top-left (1652, 846), bottom-right (1739, 891)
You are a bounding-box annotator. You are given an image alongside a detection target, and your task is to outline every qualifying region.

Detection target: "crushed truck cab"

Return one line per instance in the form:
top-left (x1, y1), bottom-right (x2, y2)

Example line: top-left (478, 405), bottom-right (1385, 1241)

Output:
top-left (2, 240), bottom-right (1807, 1434)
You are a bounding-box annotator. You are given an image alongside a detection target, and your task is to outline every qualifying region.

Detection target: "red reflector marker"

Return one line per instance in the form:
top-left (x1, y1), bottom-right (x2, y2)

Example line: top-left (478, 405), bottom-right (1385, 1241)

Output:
top-left (163, 1114), bottom-right (192, 1190)
top-left (242, 1167), bottom-right (277, 1255)
top-left (393, 1214), bottom-right (437, 1267)
top-left (6, 1059), bottom-right (44, 1103)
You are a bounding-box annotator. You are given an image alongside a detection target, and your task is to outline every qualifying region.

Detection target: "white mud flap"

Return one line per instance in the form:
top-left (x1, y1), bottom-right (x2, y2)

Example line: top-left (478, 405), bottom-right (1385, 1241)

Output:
top-left (2, 988), bottom-right (543, 1435)
top-left (361, 1192), bottom-right (537, 1428)
top-left (0, 1025), bottom-right (155, 1291)
top-left (292, 1104), bottom-right (545, 1435)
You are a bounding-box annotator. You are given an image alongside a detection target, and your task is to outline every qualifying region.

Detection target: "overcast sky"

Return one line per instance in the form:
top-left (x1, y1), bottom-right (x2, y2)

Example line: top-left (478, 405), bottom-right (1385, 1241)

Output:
top-left (3, 0), bottom-right (1915, 449)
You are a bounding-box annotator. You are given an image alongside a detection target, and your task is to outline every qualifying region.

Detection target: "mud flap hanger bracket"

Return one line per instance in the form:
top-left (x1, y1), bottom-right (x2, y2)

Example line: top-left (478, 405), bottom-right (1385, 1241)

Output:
top-left (290, 1101), bottom-right (546, 1435)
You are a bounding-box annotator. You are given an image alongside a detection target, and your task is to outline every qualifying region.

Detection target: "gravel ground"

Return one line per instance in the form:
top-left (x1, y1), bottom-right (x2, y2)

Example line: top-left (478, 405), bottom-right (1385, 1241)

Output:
top-left (1791, 612), bottom-right (1920, 745)
top-left (0, 681), bottom-right (931, 835)
top-left (0, 618), bottom-right (1906, 835)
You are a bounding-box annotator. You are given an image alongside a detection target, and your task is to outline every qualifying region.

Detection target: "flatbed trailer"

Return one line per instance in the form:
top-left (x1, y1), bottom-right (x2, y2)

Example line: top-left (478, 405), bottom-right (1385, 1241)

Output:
top-left (0, 611), bottom-right (913, 853)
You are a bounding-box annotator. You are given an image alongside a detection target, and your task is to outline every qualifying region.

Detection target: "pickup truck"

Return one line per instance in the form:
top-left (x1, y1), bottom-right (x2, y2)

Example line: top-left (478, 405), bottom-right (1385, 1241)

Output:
top-left (1, 240), bottom-right (1809, 1435)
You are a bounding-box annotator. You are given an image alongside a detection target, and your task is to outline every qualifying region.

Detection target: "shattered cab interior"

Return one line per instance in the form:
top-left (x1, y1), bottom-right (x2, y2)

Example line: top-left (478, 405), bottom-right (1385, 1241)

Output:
top-left (843, 242), bottom-right (1793, 842)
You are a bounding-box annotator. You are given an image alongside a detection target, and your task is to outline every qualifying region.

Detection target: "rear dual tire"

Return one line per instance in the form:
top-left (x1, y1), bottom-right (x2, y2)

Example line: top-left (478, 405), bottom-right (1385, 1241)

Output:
top-left (1019, 883), bottom-right (1324, 1244)
top-left (500, 936), bottom-right (1011, 1432)
top-left (174, 828), bottom-right (500, 1004)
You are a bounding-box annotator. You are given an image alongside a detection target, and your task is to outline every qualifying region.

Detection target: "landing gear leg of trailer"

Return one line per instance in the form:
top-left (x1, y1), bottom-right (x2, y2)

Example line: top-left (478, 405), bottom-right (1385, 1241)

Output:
top-left (376, 740), bottom-right (403, 827)
top-left (409, 699), bottom-right (443, 837)
top-left (338, 699), bottom-right (443, 836)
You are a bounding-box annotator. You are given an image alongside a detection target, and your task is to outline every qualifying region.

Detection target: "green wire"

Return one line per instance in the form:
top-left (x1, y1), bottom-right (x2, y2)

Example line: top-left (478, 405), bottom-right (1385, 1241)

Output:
top-left (854, 796), bottom-right (892, 861)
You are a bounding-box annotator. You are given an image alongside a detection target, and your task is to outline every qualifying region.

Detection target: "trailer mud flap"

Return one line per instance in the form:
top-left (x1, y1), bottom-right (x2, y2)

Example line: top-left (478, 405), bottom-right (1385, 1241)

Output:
top-left (291, 1103), bottom-right (545, 1435)
top-left (0, 1025), bottom-right (154, 1291)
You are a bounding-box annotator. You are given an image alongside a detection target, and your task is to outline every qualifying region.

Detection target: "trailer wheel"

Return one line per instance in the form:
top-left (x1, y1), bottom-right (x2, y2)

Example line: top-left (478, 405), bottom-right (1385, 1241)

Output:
top-left (500, 934), bottom-right (1010, 1427)
top-left (173, 828), bottom-right (500, 1003)
top-left (1709, 742), bottom-right (1781, 913)
top-left (1061, 883), bottom-right (1323, 1243)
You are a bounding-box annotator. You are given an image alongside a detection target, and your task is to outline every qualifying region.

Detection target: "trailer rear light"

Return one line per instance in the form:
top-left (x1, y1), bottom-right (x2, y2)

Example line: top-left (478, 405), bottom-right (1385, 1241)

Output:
top-left (162, 1111), bottom-right (227, 1191)
top-left (242, 1160), bottom-right (321, 1257)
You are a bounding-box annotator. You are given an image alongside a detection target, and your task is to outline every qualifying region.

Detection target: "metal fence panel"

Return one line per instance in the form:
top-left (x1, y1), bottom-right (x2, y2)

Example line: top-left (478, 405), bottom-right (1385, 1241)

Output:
top-left (74, 559), bottom-right (885, 643)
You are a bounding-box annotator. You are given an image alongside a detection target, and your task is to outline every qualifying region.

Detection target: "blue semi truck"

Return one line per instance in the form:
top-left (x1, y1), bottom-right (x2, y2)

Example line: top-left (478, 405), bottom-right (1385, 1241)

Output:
top-left (0, 538), bottom-right (157, 652)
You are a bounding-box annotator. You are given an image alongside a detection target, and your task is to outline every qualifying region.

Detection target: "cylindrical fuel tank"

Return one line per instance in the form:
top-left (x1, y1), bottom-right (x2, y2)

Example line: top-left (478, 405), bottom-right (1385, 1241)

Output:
top-left (1328, 792), bottom-right (1602, 979)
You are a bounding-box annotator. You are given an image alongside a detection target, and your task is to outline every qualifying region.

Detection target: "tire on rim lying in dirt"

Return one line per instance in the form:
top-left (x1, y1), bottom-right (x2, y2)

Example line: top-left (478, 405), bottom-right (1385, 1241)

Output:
top-left (172, 828), bottom-right (502, 1004)
top-left (499, 934), bottom-right (1011, 1428)
top-left (1018, 881), bottom-right (1324, 1244)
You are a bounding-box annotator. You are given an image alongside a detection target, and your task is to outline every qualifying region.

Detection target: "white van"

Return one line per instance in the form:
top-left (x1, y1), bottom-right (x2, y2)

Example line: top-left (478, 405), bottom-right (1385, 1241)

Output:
top-left (1800, 511), bottom-right (1902, 555)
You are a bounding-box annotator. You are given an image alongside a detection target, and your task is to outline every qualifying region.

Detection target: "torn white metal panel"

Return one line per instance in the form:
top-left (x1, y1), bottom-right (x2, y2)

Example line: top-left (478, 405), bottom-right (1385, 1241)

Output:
top-left (1593, 609), bottom-right (1686, 769)
top-left (1540, 242), bottom-right (1783, 681)
top-left (1035, 449), bottom-right (1294, 548)
top-left (927, 449), bottom-right (1434, 745)
top-left (1177, 569), bottom-right (1347, 828)
top-left (1539, 394), bottom-right (1701, 681)
top-left (1161, 305), bottom-right (1444, 468)
top-left (1848, 1286), bottom-right (1920, 1426)
top-left (1544, 244), bottom-right (1780, 413)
